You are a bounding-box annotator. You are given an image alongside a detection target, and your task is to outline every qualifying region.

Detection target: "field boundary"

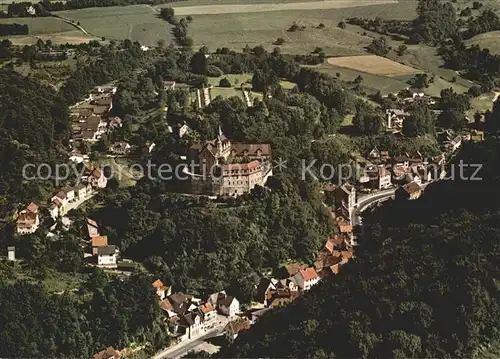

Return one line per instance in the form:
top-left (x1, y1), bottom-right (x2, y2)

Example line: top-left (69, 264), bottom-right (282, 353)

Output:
top-left (327, 55), bottom-right (421, 77)
top-left (172, 0), bottom-right (398, 15)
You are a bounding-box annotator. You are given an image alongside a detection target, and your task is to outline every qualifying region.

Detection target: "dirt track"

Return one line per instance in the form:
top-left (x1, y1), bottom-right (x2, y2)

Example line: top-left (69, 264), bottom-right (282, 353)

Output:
top-left (173, 0), bottom-right (398, 15)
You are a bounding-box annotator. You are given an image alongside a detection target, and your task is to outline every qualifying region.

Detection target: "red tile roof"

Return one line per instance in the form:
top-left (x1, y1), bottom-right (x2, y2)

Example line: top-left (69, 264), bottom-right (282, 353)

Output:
top-left (152, 279), bottom-right (164, 289)
top-left (231, 143), bottom-right (271, 156)
top-left (160, 299), bottom-right (174, 312)
top-left (402, 181), bottom-right (422, 195)
top-left (285, 263), bottom-right (304, 276)
top-left (93, 347), bottom-right (119, 359)
top-left (338, 223), bottom-right (352, 233)
top-left (199, 302), bottom-right (215, 314)
top-left (299, 267), bottom-right (319, 281)
top-left (92, 235), bottom-right (108, 247)
top-left (26, 202), bottom-right (38, 214)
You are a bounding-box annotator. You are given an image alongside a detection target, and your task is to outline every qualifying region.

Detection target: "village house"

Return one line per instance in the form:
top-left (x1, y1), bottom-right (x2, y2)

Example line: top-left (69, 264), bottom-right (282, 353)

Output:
top-left (368, 147), bottom-right (381, 160)
top-left (48, 203), bottom-right (59, 219)
top-left (392, 164), bottom-right (409, 183)
top-left (87, 218), bottom-right (100, 238)
top-left (438, 129), bottom-right (462, 153)
top-left (63, 187), bottom-right (75, 203)
top-left (88, 168), bottom-right (107, 188)
top-left (178, 312), bottom-right (203, 339)
top-left (396, 181), bottom-right (423, 200)
top-left (51, 190), bottom-right (68, 211)
top-left (332, 183), bottom-right (356, 219)
top-left (152, 279), bottom-right (172, 300)
top-left (110, 142), bottom-right (131, 155)
top-left (160, 298), bottom-right (178, 319)
top-left (217, 294), bottom-right (240, 317)
top-left (198, 302), bottom-right (217, 325)
top-left (160, 291), bottom-right (220, 340)
top-left (376, 166), bottom-right (392, 189)
top-left (470, 129), bottom-right (485, 142)
top-left (337, 220), bottom-right (353, 236)
top-left (76, 182), bottom-right (91, 201)
top-left (224, 318), bottom-right (251, 342)
top-left (173, 123), bottom-right (192, 139)
top-left (294, 267), bottom-right (320, 291)
top-left (386, 109), bottom-right (410, 129)
top-left (275, 278), bottom-right (298, 293)
top-left (16, 202), bottom-right (39, 234)
top-left (168, 292), bottom-right (195, 315)
top-left (163, 80), bottom-right (176, 91)
top-left (365, 165), bottom-right (392, 190)
top-left (92, 235), bottom-right (108, 255)
top-left (390, 155), bottom-right (411, 167)
top-left (255, 278), bottom-right (276, 306)
top-left (248, 307), bottom-right (272, 324)
top-left (324, 234), bottom-right (347, 253)
top-left (97, 245), bottom-right (118, 268)
top-left (189, 129), bottom-right (272, 196)
top-left (411, 164), bottom-right (432, 184)
top-left (282, 262), bottom-right (305, 278)
top-left (93, 347), bottom-right (120, 359)
top-left (69, 151), bottom-right (88, 163)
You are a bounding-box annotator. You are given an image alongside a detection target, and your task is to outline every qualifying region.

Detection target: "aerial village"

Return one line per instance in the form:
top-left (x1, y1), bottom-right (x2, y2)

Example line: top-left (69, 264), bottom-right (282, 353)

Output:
top-left (11, 82), bottom-right (486, 359)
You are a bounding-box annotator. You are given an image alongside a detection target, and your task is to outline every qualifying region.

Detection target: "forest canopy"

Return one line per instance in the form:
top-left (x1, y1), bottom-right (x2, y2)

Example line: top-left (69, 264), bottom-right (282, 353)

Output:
top-left (217, 138), bottom-right (500, 358)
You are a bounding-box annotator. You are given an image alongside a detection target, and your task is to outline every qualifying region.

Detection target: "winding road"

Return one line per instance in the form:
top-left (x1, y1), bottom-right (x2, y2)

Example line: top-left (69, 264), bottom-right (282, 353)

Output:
top-left (351, 183), bottom-right (432, 227)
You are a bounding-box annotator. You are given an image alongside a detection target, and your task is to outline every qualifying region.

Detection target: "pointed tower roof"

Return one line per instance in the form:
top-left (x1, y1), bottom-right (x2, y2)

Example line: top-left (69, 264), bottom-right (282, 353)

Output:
top-left (217, 126), bottom-right (228, 142)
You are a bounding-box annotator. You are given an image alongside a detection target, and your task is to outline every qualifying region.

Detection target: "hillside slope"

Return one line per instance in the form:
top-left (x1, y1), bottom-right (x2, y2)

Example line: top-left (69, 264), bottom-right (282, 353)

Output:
top-left (218, 138), bottom-right (500, 358)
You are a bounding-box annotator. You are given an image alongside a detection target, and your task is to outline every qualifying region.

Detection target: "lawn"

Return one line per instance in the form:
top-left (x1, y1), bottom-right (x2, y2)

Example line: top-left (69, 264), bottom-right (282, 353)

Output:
top-left (208, 73), bottom-right (292, 102)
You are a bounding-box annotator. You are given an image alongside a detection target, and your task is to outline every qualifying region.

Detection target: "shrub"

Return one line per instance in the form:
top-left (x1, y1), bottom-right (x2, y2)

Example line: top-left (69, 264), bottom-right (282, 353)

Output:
top-left (219, 78), bottom-right (231, 87)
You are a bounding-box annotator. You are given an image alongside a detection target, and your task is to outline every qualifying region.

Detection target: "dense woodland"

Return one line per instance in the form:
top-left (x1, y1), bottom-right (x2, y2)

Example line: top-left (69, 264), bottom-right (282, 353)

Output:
top-left (348, 0), bottom-right (457, 45)
top-left (61, 40), bottom-right (150, 104)
top-left (0, 270), bottom-right (169, 357)
top-left (217, 137), bottom-right (500, 358)
top-left (0, 23), bottom-right (29, 36)
top-left (0, 69), bottom-right (69, 216)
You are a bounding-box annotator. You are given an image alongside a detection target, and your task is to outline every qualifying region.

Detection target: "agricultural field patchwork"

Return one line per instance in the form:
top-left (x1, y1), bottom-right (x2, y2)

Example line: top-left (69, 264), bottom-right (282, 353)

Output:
top-left (7, 32), bottom-right (97, 45)
top-left (40, 0), bottom-right (418, 50)
top-left (313, 62), bottom-right (411, 95)
top-left (171, 0), bottom-right (398, 16)
top-left (53, 5), bottom-right (174, 45)
top-left (327, 55), bottom-right (421, 77)
top-left (0, 17), bottom-right (74, 35)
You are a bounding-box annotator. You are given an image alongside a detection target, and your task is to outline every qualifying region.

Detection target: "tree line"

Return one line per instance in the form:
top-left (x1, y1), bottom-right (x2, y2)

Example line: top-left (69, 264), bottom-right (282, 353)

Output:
top-left (2, 0), bottom-right (186, 16)
top-left (0, 23), bottom-right (29, 36)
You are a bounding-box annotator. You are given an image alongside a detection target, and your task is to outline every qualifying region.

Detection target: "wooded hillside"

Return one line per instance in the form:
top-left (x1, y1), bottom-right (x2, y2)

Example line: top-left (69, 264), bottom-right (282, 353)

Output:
top-left (218, 138), bottom-right (500, 358)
